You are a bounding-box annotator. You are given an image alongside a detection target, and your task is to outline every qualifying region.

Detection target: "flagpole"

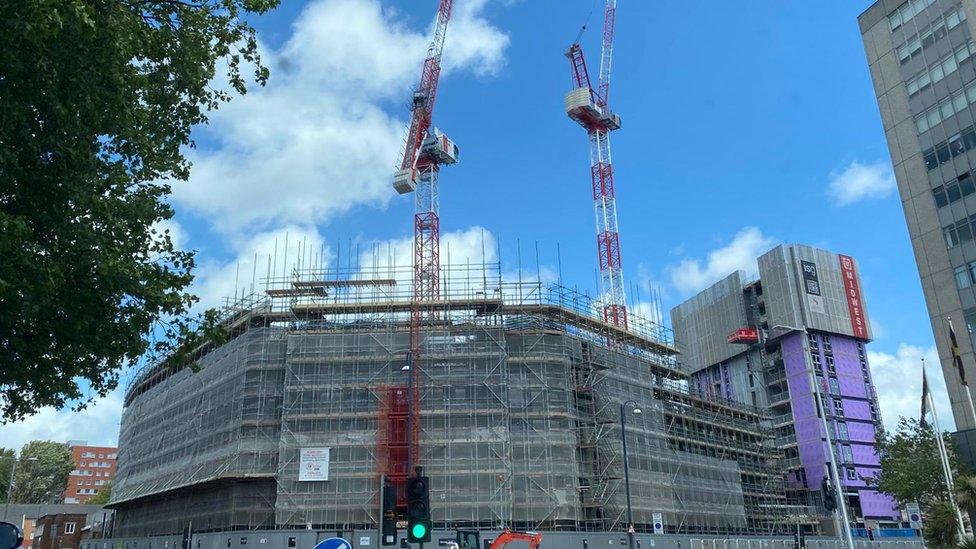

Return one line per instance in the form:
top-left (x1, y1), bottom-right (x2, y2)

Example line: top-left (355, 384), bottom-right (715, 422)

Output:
top-left (947, 317), bottom-right (976, 428)
top-left (923, 359), bottom-right (966, 539)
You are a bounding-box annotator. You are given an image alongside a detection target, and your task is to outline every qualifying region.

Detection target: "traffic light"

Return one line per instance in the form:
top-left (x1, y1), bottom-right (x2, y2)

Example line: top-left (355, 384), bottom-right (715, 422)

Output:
top-left (381, 482), bottom-right (398, 546)
top-left (407, 475), bottom-right (432, 543)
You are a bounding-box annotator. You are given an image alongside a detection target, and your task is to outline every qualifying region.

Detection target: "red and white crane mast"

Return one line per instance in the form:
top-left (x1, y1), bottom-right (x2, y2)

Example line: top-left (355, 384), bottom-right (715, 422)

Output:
top-left (565, 0), bottom-right (627, 328)
top-left (392, 0), bottom-right (459, 472)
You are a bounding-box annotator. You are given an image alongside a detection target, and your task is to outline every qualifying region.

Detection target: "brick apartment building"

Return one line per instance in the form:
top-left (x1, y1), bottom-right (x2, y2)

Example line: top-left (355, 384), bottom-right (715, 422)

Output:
top-left (64, 441), bottom-right (117, 504)
top-left (31, 513), bottom-right (88, 549)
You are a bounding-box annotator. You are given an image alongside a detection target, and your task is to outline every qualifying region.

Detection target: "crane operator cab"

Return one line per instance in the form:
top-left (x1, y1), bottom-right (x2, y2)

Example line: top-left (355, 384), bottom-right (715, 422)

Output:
top-left (392, 128), bottom-right (460, 195)
top-left (564, 87), bottom-right (621, 131)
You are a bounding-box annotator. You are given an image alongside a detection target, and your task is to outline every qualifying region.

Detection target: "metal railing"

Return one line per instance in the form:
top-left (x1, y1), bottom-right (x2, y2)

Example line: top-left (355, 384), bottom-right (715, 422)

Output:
top-left (690, 539), bottom-right (924, 549)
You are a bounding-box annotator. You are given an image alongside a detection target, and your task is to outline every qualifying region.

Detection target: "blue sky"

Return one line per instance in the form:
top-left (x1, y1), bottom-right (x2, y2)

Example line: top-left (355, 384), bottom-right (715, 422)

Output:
top-left (0, 0), bottom-right (954, 447)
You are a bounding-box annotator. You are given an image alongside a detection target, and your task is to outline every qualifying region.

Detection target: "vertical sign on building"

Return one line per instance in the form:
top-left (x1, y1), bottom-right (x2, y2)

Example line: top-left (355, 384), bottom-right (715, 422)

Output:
top-left (839, 255), bottom-right (868, 339)
top-left (801, 260), bottom-right (826, 315)
top-left (652, 512), bottom-right (664, 534)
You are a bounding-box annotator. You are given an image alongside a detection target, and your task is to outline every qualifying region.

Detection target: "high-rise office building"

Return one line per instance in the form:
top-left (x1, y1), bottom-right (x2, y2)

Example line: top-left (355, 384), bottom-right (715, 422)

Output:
top-left (671, 244), bottom-right (899, 531)
top-left (859, 0), bottom-right (976, 459)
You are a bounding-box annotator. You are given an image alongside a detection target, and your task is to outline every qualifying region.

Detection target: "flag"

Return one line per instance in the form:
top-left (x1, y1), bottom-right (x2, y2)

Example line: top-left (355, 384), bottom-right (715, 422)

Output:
top-left (949, 317), bottom-right (969, 387)
top-left (921, 366), bottom-right (930, 428)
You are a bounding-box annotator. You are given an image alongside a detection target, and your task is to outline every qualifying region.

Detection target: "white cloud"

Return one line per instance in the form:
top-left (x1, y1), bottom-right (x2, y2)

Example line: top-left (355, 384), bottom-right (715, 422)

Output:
top-left (828, 161), bottom-right (896, 206)
top-left (869, 344), bottom-right (955, 431)
top-left (193, 225), bottom-right (331, 309)
top-left (666, 227), bottom-right (778, 295)
top-left (0, 388), bottom-right (124, 451)
top-left (151, 217), bottom-right (186, 250)
top-left (357, 226), bottom-right (499, 289)
top-left (172, 0), bottom-right (509, 235)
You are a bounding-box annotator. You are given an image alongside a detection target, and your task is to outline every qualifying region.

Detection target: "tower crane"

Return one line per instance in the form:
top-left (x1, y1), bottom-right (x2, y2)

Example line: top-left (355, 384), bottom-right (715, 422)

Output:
top-left (565, 0), bottom-right (628, 329)
top-left (391, 0), bottom-right (458, 485)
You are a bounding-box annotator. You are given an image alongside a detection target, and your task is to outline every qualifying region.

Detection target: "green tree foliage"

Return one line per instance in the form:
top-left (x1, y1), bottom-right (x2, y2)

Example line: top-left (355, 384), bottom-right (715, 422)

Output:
top-left (0, 0), bottom-right (279, 421)
top-left (958, 536), bottom-right (976, 549)
top-left (871, 417), bottom-right (963, 505)
top-left (0, 448), bottom-right (13, 503)
top-left (87, 482), bottom-right (111, 505)
top-left (957, 474), bottom-right (976, 514)
top-left (12, 441), bottom-right (74, 504)
top-left (925, 500), bottom-right (961, 548)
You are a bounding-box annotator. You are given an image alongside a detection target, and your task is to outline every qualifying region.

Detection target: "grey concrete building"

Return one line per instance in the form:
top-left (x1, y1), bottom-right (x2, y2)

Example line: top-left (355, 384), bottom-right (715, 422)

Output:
top-left (859, 0), bottom-right (976, 459)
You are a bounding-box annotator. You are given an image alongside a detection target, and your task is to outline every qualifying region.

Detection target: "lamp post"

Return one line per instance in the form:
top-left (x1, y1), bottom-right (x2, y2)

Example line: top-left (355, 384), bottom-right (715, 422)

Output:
top-left (619, 400), bottom-right (642, 549)
top-left (402, 360), bottom-right (413, 474)
top-left (768, 325), bottom-right (854, 549)
top-left (2, 456), bottom-right (37, 522)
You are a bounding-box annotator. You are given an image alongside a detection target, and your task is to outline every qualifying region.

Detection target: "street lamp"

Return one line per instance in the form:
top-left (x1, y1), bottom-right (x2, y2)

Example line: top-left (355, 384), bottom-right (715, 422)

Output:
top-left (2, 456), bottom-right (38, 522)
top-left (766, 325), bottom-right (854, 549)
top-left (402, 359), bottom-right (414, 474)
top-left (619, 400), bottom-right (642, 549)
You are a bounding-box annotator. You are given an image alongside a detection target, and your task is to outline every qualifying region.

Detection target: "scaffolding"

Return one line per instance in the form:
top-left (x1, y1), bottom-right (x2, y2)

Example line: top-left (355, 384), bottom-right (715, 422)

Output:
top-left (111, 259), bottom-right (789, 537)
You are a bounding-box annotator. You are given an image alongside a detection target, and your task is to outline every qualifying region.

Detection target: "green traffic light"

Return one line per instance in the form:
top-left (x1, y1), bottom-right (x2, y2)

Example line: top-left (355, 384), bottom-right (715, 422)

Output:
top-left (411, 523), bottom-right (428, 539)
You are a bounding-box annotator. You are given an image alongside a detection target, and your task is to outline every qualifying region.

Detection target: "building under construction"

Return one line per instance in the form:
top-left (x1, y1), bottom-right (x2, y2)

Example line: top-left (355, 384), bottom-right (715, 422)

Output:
top-left (109, 260), bottom-right (804, 538)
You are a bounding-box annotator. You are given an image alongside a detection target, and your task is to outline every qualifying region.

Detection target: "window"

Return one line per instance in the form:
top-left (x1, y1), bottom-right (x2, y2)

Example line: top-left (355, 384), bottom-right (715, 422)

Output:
top-left (943, 215), bottom-right (976, 248)
top-left (890, 0), bottom-right (937, 31)
top-left (956, 219), bottom-right (973, 242)
top-left (241, 538), bottom-right (247, 546)
top-left (833, 398), bottom-right (844, 416)
top-left (934, 173), bottom-right (976, 209)
top-left (826, 355), bottom-right (836, 374)
top-left (907, 41), bottom-right (976, 97)
top-left (957, 266), bottom-right (973, 288)
top-left (916, 74), bottom-right (976, 134)
top-left (828, 377), bottom-right (840, 395)
top-left (846, 468), bottom-right (858, 481)
top-left (64, 523), bottom-right (76, 535)
top-left (288, 539), bottom-right (297, 549)
top-left (822, 335), bottom-right (832, 354)
top-left (837, 422), bottom-right (849, 440)
top-left (965, 307), bottom-right (976, 334)
top-left (899, 6), bottom-right (967, 64)
top-left (842, 445), bottom-right (854, 463)
top-left (926, 126), bottom-right (976, 171)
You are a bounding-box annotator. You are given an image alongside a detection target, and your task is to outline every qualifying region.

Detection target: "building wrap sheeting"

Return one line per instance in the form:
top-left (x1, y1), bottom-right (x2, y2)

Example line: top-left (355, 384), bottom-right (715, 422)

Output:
top-left (111, 262), bottom-right (789, 537)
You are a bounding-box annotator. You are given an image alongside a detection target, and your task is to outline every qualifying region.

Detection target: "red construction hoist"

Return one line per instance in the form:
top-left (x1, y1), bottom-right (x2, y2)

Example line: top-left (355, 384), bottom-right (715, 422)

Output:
top-left (565, 0), bottom-right (627, 329)
top-left (384, 0), bottom-right (458, 505)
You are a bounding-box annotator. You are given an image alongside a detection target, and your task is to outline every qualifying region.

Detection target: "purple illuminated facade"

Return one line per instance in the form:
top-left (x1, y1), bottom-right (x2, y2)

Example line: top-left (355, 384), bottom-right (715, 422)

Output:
top-left (674, 244), bottom-right (899, 530)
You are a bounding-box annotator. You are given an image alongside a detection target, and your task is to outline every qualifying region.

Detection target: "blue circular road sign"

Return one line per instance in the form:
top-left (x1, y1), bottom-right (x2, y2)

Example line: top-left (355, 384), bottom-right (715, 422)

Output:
top-left (315, 538), bottom-right (352, 549)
